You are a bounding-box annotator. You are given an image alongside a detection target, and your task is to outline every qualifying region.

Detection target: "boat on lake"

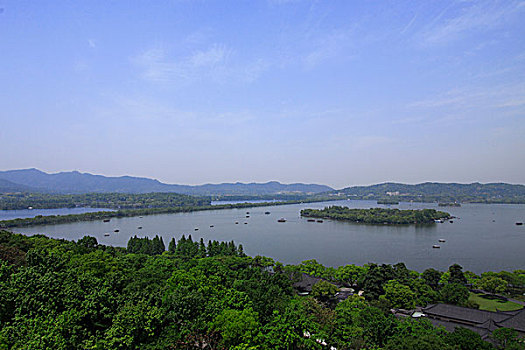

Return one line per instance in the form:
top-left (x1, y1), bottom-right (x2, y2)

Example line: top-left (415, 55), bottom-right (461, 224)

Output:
top-left (137, 226), bottom-right (142, 229)
top-left (317, 220), bottom-right (324, 223)
top-left (265, 212), bottom-right (270, 215)
top-left (194, 228), bottom-right (199, 231)
top-left (210, 225), bottom-right (214, 228)
top-left (307, 219), bottom-right (315, 222)
top-left (516, 222), bottom-right (524, 226)
top-left (113, 229), bottom-right (119, 232)
top-left (103, 219), bottom-right (110, 222)
top-left (235, 222), bottom-right (239, 224)
top-left (432, 245), bottom-right (440, 249)
top-left (104, 233), bottom-right (110, 236)
top-left (438, 239), bottom-right (446, 242)
top-left (277, 218), bottom-right (286, 223)
top-left (246, 215), bottom-right (250, 218)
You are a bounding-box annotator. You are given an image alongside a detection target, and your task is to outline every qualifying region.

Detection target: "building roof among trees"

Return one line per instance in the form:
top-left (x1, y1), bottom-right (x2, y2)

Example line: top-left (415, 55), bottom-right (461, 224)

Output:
top-left (423, 303), bottom-right (510, 324)
top-left (292, 273), bottom-right (323, 292)
top-left (423, 303), bottom-right (525, 338)
top-left (496, 308), bottom-right (525, 332)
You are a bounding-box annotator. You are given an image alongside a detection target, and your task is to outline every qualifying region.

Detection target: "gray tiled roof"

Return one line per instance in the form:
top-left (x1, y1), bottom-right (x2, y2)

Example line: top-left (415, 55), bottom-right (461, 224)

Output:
top-left (292, 273), bottom-right (323, 292)
top-left (423, 303), bottom-right (510, 324)
top-left (426, 318), bottom-right (490, 339)
top-left (496, 308), bottom-right (525, 332)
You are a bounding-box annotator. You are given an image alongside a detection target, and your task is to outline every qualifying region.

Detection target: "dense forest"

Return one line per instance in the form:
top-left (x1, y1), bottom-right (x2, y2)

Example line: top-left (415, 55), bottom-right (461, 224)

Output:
top-left (0, 230), bottom-right (523, 349)
top-left (0, 192), bottom-right (210, 210)
top-left (301, 206), bottom-right (450, 225)
top-left (334, 182), bottom-right (525, 204)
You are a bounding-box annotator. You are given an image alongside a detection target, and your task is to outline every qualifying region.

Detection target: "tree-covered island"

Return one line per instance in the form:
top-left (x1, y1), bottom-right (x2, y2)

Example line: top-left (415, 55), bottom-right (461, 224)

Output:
top-left (301, 206), bottom-right (451, 224)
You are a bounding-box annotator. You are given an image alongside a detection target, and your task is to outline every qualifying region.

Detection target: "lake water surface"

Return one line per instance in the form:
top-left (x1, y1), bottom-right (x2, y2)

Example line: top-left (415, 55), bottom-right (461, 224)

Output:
top-left (9, 200), bottom-right (525, 273)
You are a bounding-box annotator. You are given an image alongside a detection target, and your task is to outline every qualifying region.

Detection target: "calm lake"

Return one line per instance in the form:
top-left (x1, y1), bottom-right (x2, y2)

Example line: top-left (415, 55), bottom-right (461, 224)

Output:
top-left (9, 200), bottom-right (525, 273)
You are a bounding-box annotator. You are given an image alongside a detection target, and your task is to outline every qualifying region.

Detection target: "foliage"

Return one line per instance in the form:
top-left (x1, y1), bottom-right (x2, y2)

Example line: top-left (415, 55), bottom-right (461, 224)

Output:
top-left (448, 264), bottom-right (468, 285)
top-left (0, 192), bottom-right (210, 210)
top-left (444, 327), bottom-right (493, 350)
top-left (379, 280), bottom-right (417, 309)
top-left (440, 283), bottom-right (470, 305)
top-left (311, 281), bottom-right (339, 302)
top-left (475, 275), bottom-right (508, 294)
top-left (301, 206), bottom-right (450, 225)
top-left (422, 268), bottom-right (442, 289)
top-left (491, 328), bottom-right (523, 349)
top-left (0, 230), bottom-right (519, 349)
top-left (127, 235), bottom-right (165, 255)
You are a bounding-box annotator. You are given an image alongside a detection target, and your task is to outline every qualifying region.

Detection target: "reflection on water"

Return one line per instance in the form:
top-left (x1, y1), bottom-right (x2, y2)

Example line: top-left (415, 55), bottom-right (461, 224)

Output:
top-left (11, 200), bottom-right (525, 273)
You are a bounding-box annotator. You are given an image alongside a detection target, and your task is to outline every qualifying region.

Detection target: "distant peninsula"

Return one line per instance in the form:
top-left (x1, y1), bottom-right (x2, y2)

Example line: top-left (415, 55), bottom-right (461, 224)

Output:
top-left (301, 206), bottom-right (451, 225)
top-left (330, 182), bottom-right (525, 204)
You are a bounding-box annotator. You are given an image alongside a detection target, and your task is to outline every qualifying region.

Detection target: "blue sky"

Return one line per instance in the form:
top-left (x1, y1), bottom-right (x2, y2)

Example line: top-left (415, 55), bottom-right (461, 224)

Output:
top-left (0, 0), bottom-right (524, 188)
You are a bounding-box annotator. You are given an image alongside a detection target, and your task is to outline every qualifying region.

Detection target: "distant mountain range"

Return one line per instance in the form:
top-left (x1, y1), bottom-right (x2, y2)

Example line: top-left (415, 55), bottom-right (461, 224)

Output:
top-left (0, 169), bottom-right (333, 195)
top-left (335, 182), bottom-right (525, 203)
top-left (1, 169), bottom-right (523, 202)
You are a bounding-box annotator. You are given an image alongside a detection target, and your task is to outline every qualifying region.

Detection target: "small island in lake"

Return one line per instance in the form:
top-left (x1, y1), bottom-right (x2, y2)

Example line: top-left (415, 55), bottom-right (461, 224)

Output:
top-left (376, 199), bottom-right (399, 205)
top-left (300, 206), bottom-right (450, 225)
top-left (438, 202), bottom-right (461, 207)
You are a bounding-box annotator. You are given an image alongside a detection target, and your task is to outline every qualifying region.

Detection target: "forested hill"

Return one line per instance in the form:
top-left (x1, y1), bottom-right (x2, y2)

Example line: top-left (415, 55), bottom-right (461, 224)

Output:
top-left (335, 182), bottom-right (525, 203)
top-left (0, 179), bottom-right (36, 193)
top-left (0, 169), bottom-right (333, 195)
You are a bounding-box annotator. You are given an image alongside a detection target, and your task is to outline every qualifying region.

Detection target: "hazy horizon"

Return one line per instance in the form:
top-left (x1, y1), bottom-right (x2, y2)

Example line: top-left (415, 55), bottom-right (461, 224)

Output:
top-left (2, 167), bottom-right (525, 189)
top-left (1, 1), bottom-right (524, 188)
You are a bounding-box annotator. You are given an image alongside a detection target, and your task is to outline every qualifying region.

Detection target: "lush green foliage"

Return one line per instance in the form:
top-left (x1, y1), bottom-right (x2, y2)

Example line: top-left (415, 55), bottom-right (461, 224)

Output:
top-left (0, 192), bottom-right (210, 210)
top-left (0, 230), bottom-right (523, 349)
top-left (301, 206), bottom-right (450, 224)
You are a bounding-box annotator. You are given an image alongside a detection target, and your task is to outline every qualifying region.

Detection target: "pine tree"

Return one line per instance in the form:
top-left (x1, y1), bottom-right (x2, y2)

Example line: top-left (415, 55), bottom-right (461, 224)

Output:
top-left (159, 236), bottom-right (166, 253)
top-left (168, 238), bottom-right (177, 254)
top-left (238, 244), bottom-right (245, 257)
top-left (199, 238), bottom-right (207, 257)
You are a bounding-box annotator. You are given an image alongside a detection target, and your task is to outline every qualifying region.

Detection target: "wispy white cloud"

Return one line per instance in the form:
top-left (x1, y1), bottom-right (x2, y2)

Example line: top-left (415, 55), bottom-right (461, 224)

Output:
top-left (189, 45), bottom-right (232, 68)
top-left (408, 81), bottom-right (525, 111)
top-left (420, 1), bottom-right (525, 45)
top-left (400, 14), bottom-right (418, 35)
top-left (132, 44), bottom-right (268, 84)
top-left (302, 29), bottom-right (353, 69)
